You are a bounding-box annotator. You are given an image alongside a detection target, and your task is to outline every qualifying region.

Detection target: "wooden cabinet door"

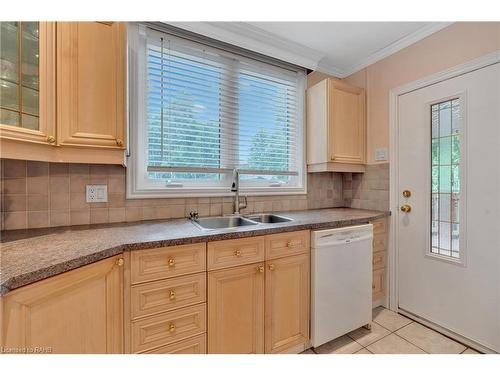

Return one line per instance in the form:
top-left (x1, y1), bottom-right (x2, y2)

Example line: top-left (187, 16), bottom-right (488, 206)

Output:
top-left (265, 254), bottom-right (309, 353)
top-left (1, 255), bottom-right (124, 353)
top-left (328, 79), bottom-right (365, 164)
top-left (57, 22), bottom-right (125, 149)
top-left (208, 263), bottom-right (265, 353)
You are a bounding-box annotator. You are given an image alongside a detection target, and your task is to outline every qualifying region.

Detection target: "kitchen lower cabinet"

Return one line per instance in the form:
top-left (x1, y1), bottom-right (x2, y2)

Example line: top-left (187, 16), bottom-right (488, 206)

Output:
top-left (370, 218), bottom-right (388, 305)
top-left (265, 254), bottom-right (310, 354)
top-left (208, 263), bottom-right (265, 354)
top-left (1, 255), bottom-right (124, 354)
top-left (207, 231), bottom-right (311, 354)
top-left (144, 334), bottom-right (207, 354)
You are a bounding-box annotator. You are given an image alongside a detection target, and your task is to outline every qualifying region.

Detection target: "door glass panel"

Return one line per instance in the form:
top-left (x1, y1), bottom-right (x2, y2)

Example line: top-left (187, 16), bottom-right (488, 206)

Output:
top-left (430, 98), bottom-right (461, 259)
top-left (0, 21), bottom-right (39, 129)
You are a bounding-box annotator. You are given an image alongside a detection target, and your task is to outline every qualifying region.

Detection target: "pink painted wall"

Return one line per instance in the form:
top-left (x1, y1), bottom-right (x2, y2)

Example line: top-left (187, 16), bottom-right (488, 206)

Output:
top-left (343, 22), bottom-right (500, 164)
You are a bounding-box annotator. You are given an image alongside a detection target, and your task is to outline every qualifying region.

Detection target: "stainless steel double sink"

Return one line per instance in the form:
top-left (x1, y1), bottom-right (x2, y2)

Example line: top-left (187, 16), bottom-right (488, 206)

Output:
top-left (190, 214), bottom-right (293, 230)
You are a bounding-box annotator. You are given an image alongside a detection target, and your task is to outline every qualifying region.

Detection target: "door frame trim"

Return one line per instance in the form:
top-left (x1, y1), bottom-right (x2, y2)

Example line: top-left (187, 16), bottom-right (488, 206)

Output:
top-left (388, 50), bottom-right (500, 312)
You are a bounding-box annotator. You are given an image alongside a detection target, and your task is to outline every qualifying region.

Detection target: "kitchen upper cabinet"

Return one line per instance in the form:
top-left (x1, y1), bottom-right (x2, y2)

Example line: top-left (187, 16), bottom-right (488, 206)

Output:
top-left (1, 255), bottom-right (124, 354)
top-left (0, 22), bottom-right (56, 144)
top-left (208, 263), bottom-right (265, 354)
top-left (0, 22), bottom-right (126, 165)
top-left (307, 78), bottom-right (366, 172)
top-left (57, 22), bottom-right (126, 149)
top-left (265, 254), bottom-right (310, 354)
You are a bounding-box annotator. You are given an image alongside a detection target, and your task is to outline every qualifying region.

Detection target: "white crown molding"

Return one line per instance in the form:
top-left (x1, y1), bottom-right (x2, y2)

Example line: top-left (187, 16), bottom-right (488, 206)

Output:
top-left (166, 21), bottom-right (324, 71)
top-left (166, 22), bottom-right (454, 79)
top-left (335, 22), bottom-right (454, 78)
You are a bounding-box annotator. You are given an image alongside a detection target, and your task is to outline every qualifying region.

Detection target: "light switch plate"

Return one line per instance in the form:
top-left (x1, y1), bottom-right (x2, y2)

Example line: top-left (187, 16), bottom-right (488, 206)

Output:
top-left (375, 148), bottom-right (388, 161)
top-left (86, 185), bottom-right (108, 203)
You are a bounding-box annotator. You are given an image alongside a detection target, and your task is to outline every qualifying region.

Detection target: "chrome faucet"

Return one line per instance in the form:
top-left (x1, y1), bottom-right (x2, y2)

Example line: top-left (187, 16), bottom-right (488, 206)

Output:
top-left (231, 169), bottom-right (247, 215)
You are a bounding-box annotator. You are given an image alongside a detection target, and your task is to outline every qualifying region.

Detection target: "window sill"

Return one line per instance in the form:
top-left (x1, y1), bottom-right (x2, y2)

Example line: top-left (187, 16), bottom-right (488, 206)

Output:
top-left (126, 185), bottom-right (307, 199)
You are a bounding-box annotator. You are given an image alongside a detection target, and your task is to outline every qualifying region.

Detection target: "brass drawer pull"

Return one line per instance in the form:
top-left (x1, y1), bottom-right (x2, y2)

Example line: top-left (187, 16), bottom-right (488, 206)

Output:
top-left (234, 249), bottom-right (242, 257)
top-left (268, 264), bottom-right (275, 271)
top-left (168, 258), bottom-right (175, 267)
top-left (116, 138), bottom-right (124, 147)
top-left (169, 290), bottom-right (176, 300)
top-left (257, 265), bottom-right (264, 273)
top-left (169, 323), bottom-right (176, 333)
top-left (116, 258), bottom-right (124, 267)
top-left (46, 135), bottom-right (56, 144)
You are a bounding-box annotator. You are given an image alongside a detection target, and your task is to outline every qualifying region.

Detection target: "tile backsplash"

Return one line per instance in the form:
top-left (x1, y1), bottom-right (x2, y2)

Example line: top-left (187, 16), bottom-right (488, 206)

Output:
top-left (343, 163), bottom-right (390, 211)
top-left (0, 159), bottom-right (345, 230)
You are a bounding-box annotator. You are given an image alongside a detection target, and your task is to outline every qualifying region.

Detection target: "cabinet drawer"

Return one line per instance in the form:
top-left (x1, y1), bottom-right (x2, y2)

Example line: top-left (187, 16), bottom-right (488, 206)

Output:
top-left (371, 219), bottom-right (387, 235)
top-left (265, 230), bottom-right (310, 260)
top-left (373, 235), bottom-right (387, 252)
top-left (131, 243), bottom-right (206, 284)
top-left (132, 303), bottom-right (206, 353)
top-left (372, 269), bottom-right (386, 301)
top-left (372, 251), bottom-right (386, 271)
top-left (131, 273), bottom-right (206, 320)
top-left (143, 334), bottom-right (207, 354)
top-left (208, 237), bottom-right (265, 271)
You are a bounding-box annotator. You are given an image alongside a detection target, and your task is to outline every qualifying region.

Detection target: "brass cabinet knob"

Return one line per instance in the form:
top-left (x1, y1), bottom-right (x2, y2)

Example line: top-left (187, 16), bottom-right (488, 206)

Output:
top-left (330, 156), bottom-right (335, 161)
top-left (234, 249), bottom-right (242, 257)
top-left (169, 323), bottom-right (176, 333)
top-left (402, 190), bottom-right (411, 198)
top-left (268, 264), bottom-right (275, 271)
top-left (257, 265), bottom-right (264, 273)
top-left (168, 258), bottom-right (175, 267)
top-left (116, 139), bottom-right (123, 147)
top-left (400, 204), bottom-right (412, 213)
top-left (46, 135), bottom-right (56, 144)
top-left (169, 290), bottom-right (176, 300)
top-left (116, 258), bottom-right (124, 267)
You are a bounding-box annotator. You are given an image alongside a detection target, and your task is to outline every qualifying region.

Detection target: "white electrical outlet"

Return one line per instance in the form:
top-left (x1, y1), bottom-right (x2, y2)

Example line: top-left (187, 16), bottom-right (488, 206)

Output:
top-left (86, 185), bottom-right (108, 203)
top-left (375, 148), bottom-right (388, 161)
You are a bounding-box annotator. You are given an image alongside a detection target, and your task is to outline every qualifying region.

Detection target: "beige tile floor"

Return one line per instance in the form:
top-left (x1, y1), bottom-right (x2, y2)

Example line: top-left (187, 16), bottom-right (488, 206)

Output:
top-left (303, 307), bottom-right (480, 354)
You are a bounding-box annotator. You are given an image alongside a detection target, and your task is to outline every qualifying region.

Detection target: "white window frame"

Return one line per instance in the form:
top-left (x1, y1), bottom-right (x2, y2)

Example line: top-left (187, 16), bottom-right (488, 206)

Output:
top-left (126, 24), bottom-right (307, 199)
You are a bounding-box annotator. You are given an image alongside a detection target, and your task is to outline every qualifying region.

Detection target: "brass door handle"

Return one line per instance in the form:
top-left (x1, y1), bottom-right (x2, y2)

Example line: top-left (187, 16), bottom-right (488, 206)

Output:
top-left (400, 204), bottom-right (412, 213)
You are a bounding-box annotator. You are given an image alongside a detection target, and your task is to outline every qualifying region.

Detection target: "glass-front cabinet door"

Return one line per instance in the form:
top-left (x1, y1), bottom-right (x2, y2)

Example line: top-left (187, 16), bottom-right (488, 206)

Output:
top-left (0, 22), bottom-right (55, 144)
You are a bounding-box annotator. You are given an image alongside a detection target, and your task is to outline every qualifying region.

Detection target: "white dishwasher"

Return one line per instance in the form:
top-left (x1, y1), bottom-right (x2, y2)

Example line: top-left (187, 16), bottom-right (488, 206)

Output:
top-left (311, 224), bottom-right (373, 348)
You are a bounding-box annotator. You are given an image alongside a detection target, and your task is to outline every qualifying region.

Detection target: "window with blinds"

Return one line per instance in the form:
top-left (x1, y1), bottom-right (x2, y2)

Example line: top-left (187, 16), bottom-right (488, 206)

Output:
top-left (128, 25), bottom-right (306, 198)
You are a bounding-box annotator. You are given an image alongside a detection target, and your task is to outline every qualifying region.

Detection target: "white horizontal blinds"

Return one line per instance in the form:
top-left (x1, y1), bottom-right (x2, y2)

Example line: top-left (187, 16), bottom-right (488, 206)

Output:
top-left (147, 32), bottom-right (224, 180)
top-left (146, 29), bottom-right (302, 180)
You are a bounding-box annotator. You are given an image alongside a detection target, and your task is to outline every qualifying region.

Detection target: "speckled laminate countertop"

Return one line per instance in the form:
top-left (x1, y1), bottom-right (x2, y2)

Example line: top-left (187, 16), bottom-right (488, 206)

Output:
top-left (0, 208), bottom-right (389, 295)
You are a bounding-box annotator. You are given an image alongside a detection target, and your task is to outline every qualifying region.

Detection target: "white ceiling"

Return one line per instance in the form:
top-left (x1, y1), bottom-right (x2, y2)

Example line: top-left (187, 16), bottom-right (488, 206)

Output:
top-left (170, 22), bottom-right (452, 77)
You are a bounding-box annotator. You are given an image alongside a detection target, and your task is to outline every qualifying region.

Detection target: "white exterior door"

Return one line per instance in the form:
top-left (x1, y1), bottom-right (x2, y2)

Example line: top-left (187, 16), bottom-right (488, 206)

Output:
top-left (397, 62), bottom-right (500, 352)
